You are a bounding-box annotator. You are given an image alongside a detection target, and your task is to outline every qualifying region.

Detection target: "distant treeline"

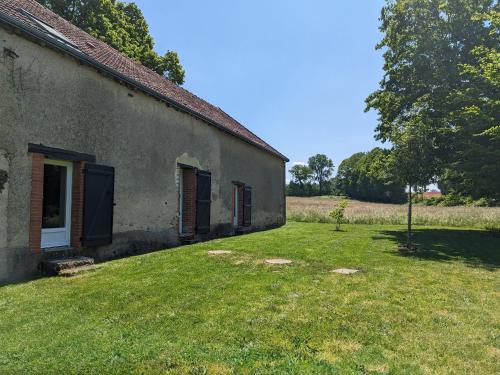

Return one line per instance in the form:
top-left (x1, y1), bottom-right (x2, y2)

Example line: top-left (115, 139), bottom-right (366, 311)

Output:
top-left (287, 150), bottom-right (406, 203)
top-left (287, 148), bottom-right (498, 206)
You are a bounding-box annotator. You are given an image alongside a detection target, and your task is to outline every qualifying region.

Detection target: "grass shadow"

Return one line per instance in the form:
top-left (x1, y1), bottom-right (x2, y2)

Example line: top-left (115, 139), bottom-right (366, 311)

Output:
top-left (372, 228), bottom-right (500, 271)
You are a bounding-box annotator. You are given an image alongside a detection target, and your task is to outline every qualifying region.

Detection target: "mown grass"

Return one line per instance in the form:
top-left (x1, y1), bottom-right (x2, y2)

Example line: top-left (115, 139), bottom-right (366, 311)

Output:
top-left (287, 196), bottom-right (500, 228)
top-left (1, 223), bottom-right (499, 374)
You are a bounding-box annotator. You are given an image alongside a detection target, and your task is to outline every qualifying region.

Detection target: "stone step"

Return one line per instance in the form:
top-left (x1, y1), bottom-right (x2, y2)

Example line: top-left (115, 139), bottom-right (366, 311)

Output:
top-left (236, 226), bottom-right (252, 235)
top-left (58, 265), bottom-right (96, 277)
top-left (181, 238), bottom-right (200, 245)
top-left (179, 233), bottom-right (199, 244)
top-left (41, 256), bottom-right (95, 276)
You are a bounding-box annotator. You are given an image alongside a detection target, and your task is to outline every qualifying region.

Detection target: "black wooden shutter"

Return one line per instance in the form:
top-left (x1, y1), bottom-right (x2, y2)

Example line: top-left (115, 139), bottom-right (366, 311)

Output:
top-left (243, 186), bottom-right (252, 227)
top-left (83, 164), bottom-right (115, 246)
top-left (196, 170), bottom-right (211, 234)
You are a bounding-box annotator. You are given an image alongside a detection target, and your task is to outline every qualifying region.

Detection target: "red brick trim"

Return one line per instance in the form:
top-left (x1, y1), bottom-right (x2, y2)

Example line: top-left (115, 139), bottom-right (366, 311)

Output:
top-left (29, 154), bottom-right (87, 253)
top-left (29, 153), bottom-right (44, 253)
top-left (238, 184), bottom-right (244, 227)
top-left (231, 185), bottom-right (235, 225)
top-left (181, 168), bottom-right (197, 234)
top-left (71, 161), bottom-right (85, 249)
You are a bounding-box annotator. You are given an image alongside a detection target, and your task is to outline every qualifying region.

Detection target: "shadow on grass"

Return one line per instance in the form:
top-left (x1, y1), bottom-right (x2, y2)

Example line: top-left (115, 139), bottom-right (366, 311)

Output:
top-left (373, 228), bottom-right (500, 270)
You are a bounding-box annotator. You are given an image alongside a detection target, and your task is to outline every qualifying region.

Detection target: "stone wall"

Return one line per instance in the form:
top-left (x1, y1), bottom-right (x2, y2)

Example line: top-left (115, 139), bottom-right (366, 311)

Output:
top-left (0, 27), bottom-right (286, 284)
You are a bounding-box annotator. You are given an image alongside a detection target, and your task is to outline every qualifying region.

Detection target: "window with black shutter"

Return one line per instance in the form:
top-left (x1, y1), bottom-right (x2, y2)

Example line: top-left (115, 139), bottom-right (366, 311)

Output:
top-left (243, 186), bottom-right (252, 227)
top-left (82, 164), bottom-right (115, 246)
top-left (196, 170), bottom-right (211, 234)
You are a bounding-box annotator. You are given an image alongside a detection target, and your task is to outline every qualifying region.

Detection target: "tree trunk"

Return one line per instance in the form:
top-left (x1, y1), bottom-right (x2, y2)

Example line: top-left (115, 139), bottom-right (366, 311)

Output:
top-left (407, 186), bottom-right (412, 249)
top-left (319, 180), bottom-right (322, 196)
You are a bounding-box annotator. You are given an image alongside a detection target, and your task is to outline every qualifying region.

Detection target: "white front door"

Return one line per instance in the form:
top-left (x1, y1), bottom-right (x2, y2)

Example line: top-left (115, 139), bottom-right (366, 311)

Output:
top-left (41, 159), bottom-right (72, 249)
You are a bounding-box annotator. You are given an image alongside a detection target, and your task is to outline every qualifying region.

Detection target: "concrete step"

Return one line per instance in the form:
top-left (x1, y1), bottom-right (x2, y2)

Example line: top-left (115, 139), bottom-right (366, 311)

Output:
top-left (41, 256), bottom-right (95, 276)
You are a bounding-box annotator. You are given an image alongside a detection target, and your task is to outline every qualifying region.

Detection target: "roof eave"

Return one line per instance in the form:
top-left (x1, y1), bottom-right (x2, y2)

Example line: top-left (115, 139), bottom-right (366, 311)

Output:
top-left (0, 10), bottom-right (289, 162)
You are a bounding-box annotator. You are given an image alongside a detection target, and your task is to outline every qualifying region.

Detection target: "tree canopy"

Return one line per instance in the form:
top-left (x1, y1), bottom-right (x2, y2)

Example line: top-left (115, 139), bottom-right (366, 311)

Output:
top-left (308, 154), bottom-right (334, 195)
top-left (365, 0), bottom-right (499, 200)
top-left (289, 164), bottom-right (313, 188)
top-left (335, 148), bottom-right (406, 203)
top-left (36, 0), bottom-right (185, 85)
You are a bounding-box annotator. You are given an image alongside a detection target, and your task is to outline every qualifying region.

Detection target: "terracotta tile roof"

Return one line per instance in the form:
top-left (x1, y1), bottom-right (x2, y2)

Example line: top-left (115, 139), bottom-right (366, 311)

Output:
top-left (0, 0), bottom-right (288, 161)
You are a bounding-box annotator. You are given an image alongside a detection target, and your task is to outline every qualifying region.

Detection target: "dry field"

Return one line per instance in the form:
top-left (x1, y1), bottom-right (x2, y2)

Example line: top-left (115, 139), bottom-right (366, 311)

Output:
top-left (287, 196), bottom-right (500, 228)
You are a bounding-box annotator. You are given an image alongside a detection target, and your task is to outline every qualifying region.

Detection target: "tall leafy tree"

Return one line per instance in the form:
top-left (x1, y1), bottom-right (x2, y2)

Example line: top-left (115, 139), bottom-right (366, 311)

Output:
top-left (366, 0), bottom-right (499, 199)
top-left (336, 152), bottom-right (365, 197)
top-left (289, 164), bottom-right (313, 191)
top-left (308, 154), bottom-right (334, 195)
top-left (36, 0), bottom-right (185, 85)
top-left (441, 8), bottom-right (500, 198)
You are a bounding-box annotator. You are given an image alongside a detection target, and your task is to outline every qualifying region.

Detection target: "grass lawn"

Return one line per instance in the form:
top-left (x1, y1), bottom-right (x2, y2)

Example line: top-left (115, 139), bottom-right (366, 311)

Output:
top-left (1, 223), bottom-right (499, 374)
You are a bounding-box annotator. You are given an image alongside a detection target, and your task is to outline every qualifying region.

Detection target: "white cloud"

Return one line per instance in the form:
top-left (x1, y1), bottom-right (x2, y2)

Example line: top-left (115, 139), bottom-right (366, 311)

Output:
top-left (291, 161), bottom-right (307, 166)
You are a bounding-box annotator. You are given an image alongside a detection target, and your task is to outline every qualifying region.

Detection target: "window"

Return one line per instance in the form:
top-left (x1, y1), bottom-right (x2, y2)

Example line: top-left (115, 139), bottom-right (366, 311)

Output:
top-left (178, 167), bottom-right (196, 235)
top-left (232, 183), bottom-right (251, 227)
top-left (42, 163), bottom-right (67, 229)
top-left (232, 183), bottom-right (244, 227)
top-left (40, 159), bottom-right (72, 249)
top-left (28, 145), bottom-right (102, 253)
top-left (19, 8), bottom-right (79, 49)
top-left (178, 166), bottom-right (211, 236)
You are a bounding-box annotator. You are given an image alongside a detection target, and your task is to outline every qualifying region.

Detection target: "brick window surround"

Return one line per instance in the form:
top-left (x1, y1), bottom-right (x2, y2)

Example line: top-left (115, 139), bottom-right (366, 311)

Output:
top-left (28, 148), bottom-right (92, 253)
top-left (70, 161), bottom-right (86, 249)
top-left (28, 153), bottom-right (44, 253)
top-left (237, 184), bottom-right (244, 227)
top-left (231, 182), bottom-right (244, 228)
top-left (180, 167), bottom-right (197, 235)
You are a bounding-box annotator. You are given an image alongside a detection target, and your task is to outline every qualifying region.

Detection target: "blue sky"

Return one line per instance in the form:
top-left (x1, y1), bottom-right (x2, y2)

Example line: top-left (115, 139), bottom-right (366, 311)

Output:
top-left (135, 0), bottom-right (386, 180)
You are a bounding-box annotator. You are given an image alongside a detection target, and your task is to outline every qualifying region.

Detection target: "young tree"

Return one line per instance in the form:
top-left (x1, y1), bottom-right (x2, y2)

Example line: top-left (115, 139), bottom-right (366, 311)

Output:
top-left (289, 164), bottom-right (313, 195)
top-left (308, 154), bottom-right (334, 196)
top-left (329, 199), bottom-right (349, 231)
top-left (36, 0), bottom-right (185, 85)
top-left (390, 118), bottom-right (441, 249)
